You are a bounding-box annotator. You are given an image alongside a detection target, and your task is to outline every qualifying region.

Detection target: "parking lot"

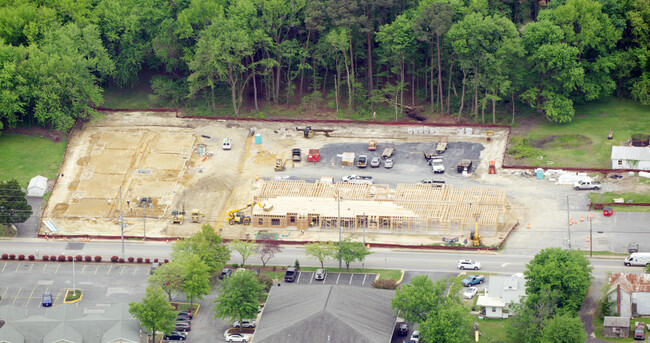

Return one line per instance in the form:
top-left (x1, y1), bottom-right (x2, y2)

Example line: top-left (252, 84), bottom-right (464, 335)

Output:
top-left (288, 270), bottom-right (378, 287)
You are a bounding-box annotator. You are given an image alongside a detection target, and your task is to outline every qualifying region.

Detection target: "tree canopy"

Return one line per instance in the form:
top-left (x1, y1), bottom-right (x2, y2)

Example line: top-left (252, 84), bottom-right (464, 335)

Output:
top-left (336, 239), bottom-right (371, 270)
top-left (128, 286), bottom-right (176, 342)
top-left (0, 180), bottom-right (32, 226)
top-left (172, 224), bottom-right (230, 275)
top-left (213, 269), bottom-right (265, 323)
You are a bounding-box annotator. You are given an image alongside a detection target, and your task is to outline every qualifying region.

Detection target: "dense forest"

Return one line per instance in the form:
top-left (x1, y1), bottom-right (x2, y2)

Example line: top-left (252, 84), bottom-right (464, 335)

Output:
top-left (0, 0), bottom-right (649, 131)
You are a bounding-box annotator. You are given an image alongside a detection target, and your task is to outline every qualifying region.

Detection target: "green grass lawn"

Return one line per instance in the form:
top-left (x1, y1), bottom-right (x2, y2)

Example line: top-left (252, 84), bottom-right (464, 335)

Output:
top-left (509, 98), bottom-right (650, 168)
top-left (588, 191), bottom-right (650, 212)
top-left (0, 134), bottom-right (66, 187)
top-left (593, 317), bottom-right (650, 342)
top-left (467, 317), bottom-right (511, 343)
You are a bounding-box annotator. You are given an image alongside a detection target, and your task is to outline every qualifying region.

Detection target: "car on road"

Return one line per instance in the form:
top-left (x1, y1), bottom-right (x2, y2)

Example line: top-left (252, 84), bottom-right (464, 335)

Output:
top-left (384, 159), bottom-right (394, 168)
top-left (397, 323), bottom-right (409, 336)
top-left (219, 268), bottom-right (233, 279)
top-left (463, 287), bottom-right (478, 299)
top-left (461, 275), bottom-right (485, 287)
top-left (42, 291), bottom-right (53, 307)
top-left (175, 322), bottom-right (191, 332)
top-left (458, 259), bottom-right (481, 270)
top-left (284, 267), bottom-right (298, 282)
top-left (233, 319), bottom-right (256, 328)
top-left (164, 331), bottom-right (187, 341)
top-left (314, 268), bottom-right (326, 281)
top-left (225, 333), bottom-right (250, 342)
top-left (370, 157), bottom-right (381, 168)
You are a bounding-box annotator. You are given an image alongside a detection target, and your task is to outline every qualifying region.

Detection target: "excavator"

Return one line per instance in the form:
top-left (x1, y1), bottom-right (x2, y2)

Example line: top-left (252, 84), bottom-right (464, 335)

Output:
top-left (275, 159), bottom-right (290, 172)
top-left (226, 202), bottom-right (273, 225)
top-left (172, 202), bottom-right (186, 224)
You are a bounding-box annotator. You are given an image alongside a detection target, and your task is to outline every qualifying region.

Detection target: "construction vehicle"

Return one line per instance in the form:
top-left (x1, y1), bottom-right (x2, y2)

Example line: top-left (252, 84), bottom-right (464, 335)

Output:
top-left (308, 149), bottom-right (321, 162)
top-left (295, 126), bottom-right (335, 138)
top-left (368, 140), bottom-right (377, 151)
top-left (275, 159), bottom-right (289, 172)
top-left (488, 161), bottom-right (496, 174)
top-left (382, 144), bottom-right (394, 159)
top-left (471, 214), bottom-right (482, 246)
top-left (191, 209), bottom-right (204, 223)
top-left (172, 202), bottom-right (186, 224)
top-left (435, 137), bottom-right (448, 154)
top-left (423, 151), bottom-right (441, 162)
top-left (292, 148), bottom-right (301, 162)
top-left (226, 202), bottom-right (265, 225)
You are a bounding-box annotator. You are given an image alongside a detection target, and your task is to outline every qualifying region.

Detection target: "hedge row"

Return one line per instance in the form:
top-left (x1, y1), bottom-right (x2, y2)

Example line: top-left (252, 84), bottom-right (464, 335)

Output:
top-left (1, 254), bottom-right (169, 263)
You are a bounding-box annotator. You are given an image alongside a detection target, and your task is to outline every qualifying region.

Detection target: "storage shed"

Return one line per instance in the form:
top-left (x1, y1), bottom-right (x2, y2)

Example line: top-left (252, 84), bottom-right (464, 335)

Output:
top-left (611, 146), bottom-right (650, 170)
top-left (603, 316), bottom-right (630, 338)
top-left (27, 175), bottom-right (48, 197)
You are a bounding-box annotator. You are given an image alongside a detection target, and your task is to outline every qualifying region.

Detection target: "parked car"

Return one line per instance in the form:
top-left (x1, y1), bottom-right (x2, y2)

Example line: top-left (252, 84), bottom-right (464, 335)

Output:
top-left (628, 242), bottom-right (639, 253)
top-left (397, 323), bottom-right (409, 336)
top-left (177, 310), bottom-right (193, 319)
top-left (458, 259), bottom-right (481, 270)
top-left (357, 155), bottom-right (368, 168)
top-left (164, 331), bottom-right (187, 341)
top-left (463, 287), bottom-right (478, 299)
top-left (233, 319), bottom-right (256, 328)
top-left (284, 267), bottom-right (298, 282)
top-left (314, 268), bottom-right (326, 281)
top-left (225, 333), bottom-right (250, 342)
top-left (149, 262), bottom-right (161, 275)
top-left (175, 322), bottom-right (191, 332)
top-left (635, 322), bottom-right (645, 340)
top-left (370, 157), bottom-right (381, 168)
top-left (461, 275), bottom-right (485, 287)
top-left (384, 159), bottom-right (394, 168)
top-left (42, 291), bottom-right (53, 307)
top-left (176, 314), bottom-right (192, 322)
top-left (222, 138), bottom-right (232, 150)
top-left (420, 179), bottom-right (445, 187)
top-left (219, 268), bottom-right (233, 279)
top-left (410, 330), bottom-right (420, 342)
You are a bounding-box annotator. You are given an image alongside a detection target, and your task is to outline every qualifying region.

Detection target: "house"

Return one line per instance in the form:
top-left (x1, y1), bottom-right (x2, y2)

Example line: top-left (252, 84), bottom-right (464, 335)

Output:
top-left (476, 274), bottom-right (526, 319)
top-left (27, 175), bottom-right (48, 197)
top-left (608, 273), bottom-right (650, 317)
top-left (253, 285), bottom-right (397, 343)
top-left (611, 146), bottom-right (650, 170)
top-left (603, 316), bottom-right (630, 338)
top-left (0, 303), bottom-right (142, 343)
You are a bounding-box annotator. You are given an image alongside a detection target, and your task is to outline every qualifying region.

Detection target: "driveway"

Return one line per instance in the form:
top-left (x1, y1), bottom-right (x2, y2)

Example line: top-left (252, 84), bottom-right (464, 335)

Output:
top-left (14, 196), bottom-right (43, 238)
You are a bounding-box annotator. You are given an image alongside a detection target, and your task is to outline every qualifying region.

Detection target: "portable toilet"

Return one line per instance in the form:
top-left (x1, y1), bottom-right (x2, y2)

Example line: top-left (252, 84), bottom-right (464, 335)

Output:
top-left (536, 168), bottom-right (544, 179)
top-left (255, 133), bottom-right (262, 144)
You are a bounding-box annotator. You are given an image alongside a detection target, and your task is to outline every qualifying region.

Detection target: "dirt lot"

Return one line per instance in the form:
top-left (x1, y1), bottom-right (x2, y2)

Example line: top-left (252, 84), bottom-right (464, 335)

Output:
top-left (41, 112), bottom-right (517, 245)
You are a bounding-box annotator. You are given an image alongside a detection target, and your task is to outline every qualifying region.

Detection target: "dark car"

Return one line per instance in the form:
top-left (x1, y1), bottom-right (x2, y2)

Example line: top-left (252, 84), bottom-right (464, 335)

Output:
top-left (175, 321), bottom-right (191, 332)
top-left (284, 267), bottom-right (298, 282)
top-left (177, 310), bottom-right (193, 319)
top-left (176, 314), bottom-right (191, 322)
top-left (164, 331), bottom-right (186, 341)
top-left (42, 291), bottom-right (53, 307)
top-left (397, 323), bottom-right (409, 336)
top-left (219, 268), bottom-right (233, 280)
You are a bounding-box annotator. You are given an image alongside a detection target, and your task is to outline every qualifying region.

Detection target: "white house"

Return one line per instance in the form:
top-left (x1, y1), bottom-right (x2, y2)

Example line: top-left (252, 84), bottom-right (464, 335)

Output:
top-left (608, 273), bottom-right (650, 317)
top-left (611, 146), bottom-right (650, 170)
top-left (476, 274), bottom-right (526, 319)
top-left (27, 175), bottom-right (48, 197)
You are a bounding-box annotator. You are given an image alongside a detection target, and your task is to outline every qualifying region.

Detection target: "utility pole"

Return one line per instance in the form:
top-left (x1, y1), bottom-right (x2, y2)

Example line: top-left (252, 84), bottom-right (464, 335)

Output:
top-left (589, 212), bottom-right (593, 257)
top-left (143, 204), bottom-right (147, 241)
top-left (566, 195), bottom-right (572, 250)
top-left (119, 186), bottom-right (125, 258)
top-left (337, 189), bottom-right (342, 269)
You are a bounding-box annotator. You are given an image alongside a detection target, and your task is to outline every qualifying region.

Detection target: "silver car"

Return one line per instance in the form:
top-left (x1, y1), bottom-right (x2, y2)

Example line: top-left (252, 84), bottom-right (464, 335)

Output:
top-left (314, 268), bottom-right (326, 280)
top-left (370, 157), bottom-right (381, 168)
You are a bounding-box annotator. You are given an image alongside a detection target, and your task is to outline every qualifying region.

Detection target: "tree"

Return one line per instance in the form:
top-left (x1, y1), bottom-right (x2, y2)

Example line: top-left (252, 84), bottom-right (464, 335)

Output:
top-left (305, 242), bottom-right (337, 268)
top-left (213, 269), bottom-right (265, 323)
top-left (336, 239), bottom-right (371, 270)
top-left (507, 290), bottom-right (561, 343)
top-left (148, 259), bottom-right (185, 301)
top-left (230, 239), bottom-right (256, 267)
top-left (419, 301), bottom-right (472, 343)
top-left (0, 180), bottom-right (32, 228)
top-left (180, 254), bottom-right (211, 309)
top-left (257, 240), bottom-right (282, 267)
top-left (172, 224), bottom-right (230, 274)
top-left (391, 275), bottom-right (447, 324)
top-left (540, 313), bottom-right (587, 343)
top-left (524, 248), bottom-right (592, 313)
top-left (129, 286), bottom-right (176, 343)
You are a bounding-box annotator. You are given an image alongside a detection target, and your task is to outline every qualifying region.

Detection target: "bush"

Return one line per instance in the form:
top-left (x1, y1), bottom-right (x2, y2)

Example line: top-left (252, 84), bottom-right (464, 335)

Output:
top-left (257, 273), bottom-right (274, 292)
top-left (164, 259), bottom-right (169, 263)
top-left (43, 255), bottom-right (49, 261)
top-left (372, 278), bottom-right (398, 290)
top-left (75, 255), bottom-right (83, 261)
top-left (128, 257), bottom-right (134, 262)
top-left (85, 255), bottom-right (92, 262)
top-left (145, 258), bottom-right (150, 263)
top-left (294, 259), bottom-right (300, 269)
top-left (507, 137), bottom-right (543, 160)
top-left (111, 256), bottom-right (119, 262)
top-left (9, 254), bottom-right (15, 260)
top-left (1, 254), bottom-right (7, 260)
top-left (95, 256), bottom-right (102, 262)
top-left (58, 255), bottom-right (66, 262)
top-left (67, 256), bottom-right (73, 261)
top-left (153, 258), bottom-right (159, 262)
top-left (137, 257), bottom-right (143, 263)
top-left (18, 254), bottom-right (25, 261)
top-left (28, 255), bottom-right (35, 261)
top-left (232, 263), bottom-right (239, 269)
top-left (119, 258), bottom-right (125, 263)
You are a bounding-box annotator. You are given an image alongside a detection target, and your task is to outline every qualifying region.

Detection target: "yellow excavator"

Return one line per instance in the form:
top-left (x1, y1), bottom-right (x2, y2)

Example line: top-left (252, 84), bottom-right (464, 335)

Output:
top-left (172, 202), bottom-right (186, 224)
top-left (275, 159), bottom-right (289, 172)
top-left (226, 202), bottom-right (273, 225)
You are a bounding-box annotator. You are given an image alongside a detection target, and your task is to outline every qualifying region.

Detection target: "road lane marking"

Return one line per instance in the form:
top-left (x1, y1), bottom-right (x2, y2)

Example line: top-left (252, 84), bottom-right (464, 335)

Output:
top-left (12, 288), bottom-right (21, 306)
top-left (25, 288), bottom-right (35, 308)
top-left (336, 273), bottom-right (341, 284)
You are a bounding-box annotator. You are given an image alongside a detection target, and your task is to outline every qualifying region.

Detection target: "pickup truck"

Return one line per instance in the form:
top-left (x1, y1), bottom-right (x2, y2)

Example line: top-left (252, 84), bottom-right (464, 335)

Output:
top-left (357, 155), bottom-right (368, 168)
top-left (431, 158), bottom-right (444, 173)
top-left (573, 179), bottom-right (601, 190)
top-left (342, 175), bottom-right (373, 185)
top-left (461, 275), bottom-right (485, 287)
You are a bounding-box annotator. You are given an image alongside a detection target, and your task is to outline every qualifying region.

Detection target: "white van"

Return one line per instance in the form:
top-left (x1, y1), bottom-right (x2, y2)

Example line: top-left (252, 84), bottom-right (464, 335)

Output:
top-left (624, 253), bottom-right (650, 266)
top-left (222, 138), bottom-right (232, 150)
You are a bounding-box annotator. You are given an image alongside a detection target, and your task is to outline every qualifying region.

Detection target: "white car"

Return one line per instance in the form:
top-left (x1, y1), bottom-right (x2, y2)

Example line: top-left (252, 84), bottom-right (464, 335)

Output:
top-left (233, 319), bottom-right (256, 328)
top-left (222, 138), bottom-right (232, 150)
top-left (225, 333), bottom-right (249, 342)
top-left (463, 287), bottom-right (478, 299)
top-left (410, 330), bottom-right (420, 342)
top-left (458, 259), bottom-right (481, 270)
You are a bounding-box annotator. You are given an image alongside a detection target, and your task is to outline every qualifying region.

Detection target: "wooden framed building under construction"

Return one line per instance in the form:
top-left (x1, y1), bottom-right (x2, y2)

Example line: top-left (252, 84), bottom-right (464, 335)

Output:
top-left (251, 180), bottom-right (510, 238)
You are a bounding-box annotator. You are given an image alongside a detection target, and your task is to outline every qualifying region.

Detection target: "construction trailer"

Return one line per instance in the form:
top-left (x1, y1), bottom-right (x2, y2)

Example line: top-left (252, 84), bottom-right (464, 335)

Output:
top-left (251, 180), bottom-right (511, 238)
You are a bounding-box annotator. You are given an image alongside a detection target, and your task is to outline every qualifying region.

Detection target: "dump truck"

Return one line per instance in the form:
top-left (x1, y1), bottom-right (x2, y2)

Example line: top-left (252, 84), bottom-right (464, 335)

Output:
top-left (457, 159), bottom-right (473, 173)
top-left (382, 144), bottom-right (394, 159)
top-left (292, 148), bottom-right (301, 162)
top-left (190, 209), bottom-right (203, 223)
top-left (308, 149), bottom-right (321, 162)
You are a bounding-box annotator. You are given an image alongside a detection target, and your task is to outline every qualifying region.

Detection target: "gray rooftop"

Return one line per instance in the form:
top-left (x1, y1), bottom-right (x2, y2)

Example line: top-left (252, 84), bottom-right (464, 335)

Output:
top-left (486, 275), bottom-right (526, 305)
top-left (604, 316), bottom-right (630, 327)
top-left (611, 146), bottom-right (650, 161)
top-left (254, 285), bottom-right (396, 343)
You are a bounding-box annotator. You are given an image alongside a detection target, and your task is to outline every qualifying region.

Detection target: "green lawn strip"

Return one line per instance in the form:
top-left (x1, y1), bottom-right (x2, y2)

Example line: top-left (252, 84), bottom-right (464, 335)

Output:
top-left (0, 134), bottom-right (66, 187)
top-left (467, 317), bottom-right (511, 343)
top-left (580, 250), bottom-right (629, 257)
top-left (509, 98), bottom-right (650, 168)
top-left (297, 266), bottom-right (401, 281)
top-left (260, 271), bottom-right (286, 281)
top-left (65, 290), bottom-right (82, 302)
top-left (171, 302), bottom-right (200, 312)
top-left (589, 192), bottom-right (650, 204)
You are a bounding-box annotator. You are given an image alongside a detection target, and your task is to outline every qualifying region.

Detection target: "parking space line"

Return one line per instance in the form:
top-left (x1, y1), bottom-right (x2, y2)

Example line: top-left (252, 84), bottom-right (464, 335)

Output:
top-left (133, 266), bottom-right (138, 275)
top-left (81, 265), bottom-right (87, 274)
top-left (120, 266), bottom-right (125, 275)
top-left (0, 287), bottom-right (7, 305)
top-left (362, 274), bottom-right (367, 285)
top-left (12, 288), bottom-right (21, 306)
top-left (323, 273), bottom-right (327, 282)
top-left (296, 272), bottom-right (302, 283)
top-left (94, 265), bottom-right (99, 274)
top-left (25, 288), bottom-right (35, 308)
top-left (309, 272), bottom-right (313, 283)
top-left (349, 274), bottom-right (353, 285)
top-left (2, 262), bottom-right (7, 273)
top-left (15, 263), bottom-right (20, 272)
top-left (336, 273), bottom-right (341, 284)
top-left (55, 264), bottom-right (61, 273)
top-left (107, 265), bottom-right (113, 275)
top-left (42, 264), bottom-right (47, 272)
top-left (29, 263), bottom-right (34, 272)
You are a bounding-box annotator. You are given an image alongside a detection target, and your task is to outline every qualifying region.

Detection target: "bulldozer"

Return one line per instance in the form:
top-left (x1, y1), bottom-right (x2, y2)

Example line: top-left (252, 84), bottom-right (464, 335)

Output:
top-left (226, 202), bottom-right (273, 225)
top-left (172, 202), bottom-right (186, 224)
top-left (274, 159), bottom-right (289, 172)
top-left (191, 209), bottom-right (204, 223)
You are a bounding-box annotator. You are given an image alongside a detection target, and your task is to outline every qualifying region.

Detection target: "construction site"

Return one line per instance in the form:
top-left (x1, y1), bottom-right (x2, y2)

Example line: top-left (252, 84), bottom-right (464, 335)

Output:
top-left (40, 111), bottom-right (517, 247)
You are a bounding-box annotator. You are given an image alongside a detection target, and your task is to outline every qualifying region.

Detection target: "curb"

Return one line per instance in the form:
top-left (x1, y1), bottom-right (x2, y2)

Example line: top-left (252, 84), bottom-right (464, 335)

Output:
top-left (63, 289), bottom-right (83, 304)
top-left (395, 270), bottom-right (406, 285)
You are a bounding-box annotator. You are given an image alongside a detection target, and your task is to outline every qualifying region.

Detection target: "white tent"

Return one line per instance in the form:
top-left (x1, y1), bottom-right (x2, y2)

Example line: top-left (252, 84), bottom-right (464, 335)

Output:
top-left (27, 175), bottom-right (48, 197)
